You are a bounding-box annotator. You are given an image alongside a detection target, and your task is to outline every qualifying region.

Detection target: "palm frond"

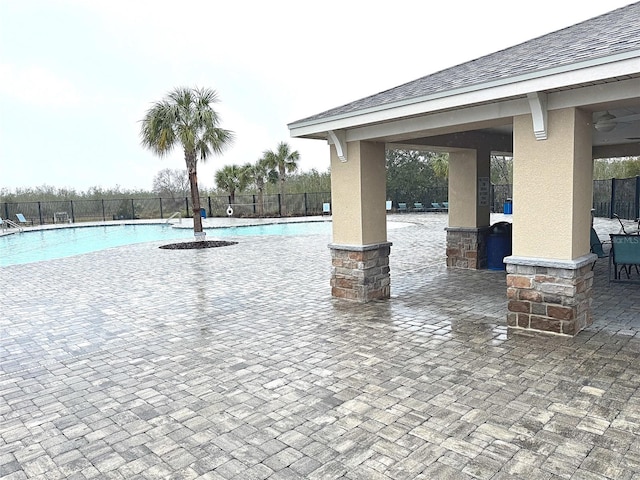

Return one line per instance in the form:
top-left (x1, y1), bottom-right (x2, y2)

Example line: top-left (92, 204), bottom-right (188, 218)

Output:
top-left (140, 86), bottom-right (234, 165)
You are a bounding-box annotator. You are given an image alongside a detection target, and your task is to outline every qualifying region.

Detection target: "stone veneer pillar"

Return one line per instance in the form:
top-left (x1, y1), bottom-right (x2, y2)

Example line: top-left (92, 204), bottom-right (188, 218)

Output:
top-left (504, 254), bottom-right (596, 335)
top-left (445, 227), bottom-right (490, 269)
top-left (329, 242), bottom-right (392, 302)
top-left (446, 147), bottom-right (491, 270)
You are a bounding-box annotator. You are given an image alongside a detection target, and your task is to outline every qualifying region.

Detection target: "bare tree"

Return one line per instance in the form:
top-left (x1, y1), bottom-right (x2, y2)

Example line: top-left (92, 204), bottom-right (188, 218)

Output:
top-left (491, 156), bottom-right (513, 187)
top-left (152, 168), bottom-right (189, 199)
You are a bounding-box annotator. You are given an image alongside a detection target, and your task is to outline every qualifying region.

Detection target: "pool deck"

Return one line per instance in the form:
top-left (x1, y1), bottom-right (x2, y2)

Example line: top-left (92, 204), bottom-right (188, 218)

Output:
top-left (1, 213), bottom-right (639, 479)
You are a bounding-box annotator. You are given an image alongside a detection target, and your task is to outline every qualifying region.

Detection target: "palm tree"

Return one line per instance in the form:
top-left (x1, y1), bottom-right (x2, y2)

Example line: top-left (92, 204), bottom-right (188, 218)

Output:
top-left (246, 158), bottom-right (270, 217)
top-left (140, 86), bottom-right (233, 235)
top-left (262, 141), bottom-right (300, 216)
top-left (431, 153), bottom-right (449, 180)
top-left (214, 164), bottom-right (250, 206)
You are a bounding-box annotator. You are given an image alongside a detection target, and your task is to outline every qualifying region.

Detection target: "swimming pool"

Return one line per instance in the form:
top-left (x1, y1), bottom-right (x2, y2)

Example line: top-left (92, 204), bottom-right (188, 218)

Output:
top-left (0, 222), bottom-right (331, 267)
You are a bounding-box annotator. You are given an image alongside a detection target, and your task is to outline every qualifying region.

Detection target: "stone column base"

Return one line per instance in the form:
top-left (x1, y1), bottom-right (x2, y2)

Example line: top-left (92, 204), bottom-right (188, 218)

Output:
top-left (329, 242), bottom-right (392, 302)
top-left (504, 254), bottom-right (596, 336)
top-left (445, 227), bottom-right (489, 269)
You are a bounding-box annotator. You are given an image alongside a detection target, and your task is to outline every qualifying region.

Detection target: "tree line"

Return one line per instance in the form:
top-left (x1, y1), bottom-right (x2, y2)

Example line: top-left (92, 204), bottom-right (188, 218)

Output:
top-left (487, 156), bottom-right (640, 184)
top-left (0, 169), bottom-right (331, 203)
top-left (593, 157), bottom-right (640, 180)
top-left (6, 155), bottom-right (640, 204)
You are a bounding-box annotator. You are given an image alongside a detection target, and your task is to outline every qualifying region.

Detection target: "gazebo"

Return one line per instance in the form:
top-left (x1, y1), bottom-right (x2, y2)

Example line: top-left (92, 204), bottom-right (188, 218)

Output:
top-left (288, 3), bottom-right (640, 336)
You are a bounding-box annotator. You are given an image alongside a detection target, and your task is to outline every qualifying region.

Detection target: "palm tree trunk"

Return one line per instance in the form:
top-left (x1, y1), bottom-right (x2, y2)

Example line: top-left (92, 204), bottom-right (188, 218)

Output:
top-left (189, 169), bottom-right (203, 233)
top-left (279, 166), bottom-right (286, 216)
top-left (185, 150), bottom-right (203, 234)
top-left (258, 188), bottom-right (264, 217)
top-left (185, 150), bottom-right (202, 233)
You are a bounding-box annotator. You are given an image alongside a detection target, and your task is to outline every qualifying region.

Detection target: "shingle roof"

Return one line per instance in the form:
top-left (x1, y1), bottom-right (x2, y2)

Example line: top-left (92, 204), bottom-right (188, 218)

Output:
top-left (293, 2), bottom-right (640, 125)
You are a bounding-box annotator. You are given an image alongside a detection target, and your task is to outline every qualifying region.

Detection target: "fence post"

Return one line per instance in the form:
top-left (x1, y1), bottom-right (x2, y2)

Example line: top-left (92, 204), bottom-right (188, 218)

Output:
top-left (252, 195), bottom-right (256, 215)
top-left (101, 199), bottom-right (105, 221)
top-left (304, 193), bottom-right (308, 216)
top-left (208, 196), bottom-right (212, 217)
top-left (130, 199), bottom-right (135, 219)
top-left (185, 197), bottom-right (189, 216)
top-left (635, 176), bottom-right (640, 221)
top-left (38, 202), bottom-right (43, 225)
top-left (610, 178), bottom-right (616, 218)
top-left (70, 200), bottom-right (75, 223)
top-left (277, 194), bottom-right (281, 216)
top-left (159, 198), bottom-right (163, 219)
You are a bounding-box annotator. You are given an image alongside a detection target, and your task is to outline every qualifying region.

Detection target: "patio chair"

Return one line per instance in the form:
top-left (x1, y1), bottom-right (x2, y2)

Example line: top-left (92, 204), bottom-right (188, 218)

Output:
top-left (322, 203), bottom-right (331, 216)
top-left (442, 202), bottom-right (449, 210)
top-left (15, 213), bottom-right (31, 226)
top-left (0, 217), bottom-right (5, 232)
top-left (413, 202), bottom-right (424, 212)
top-left (590, 227), bottom-right (608, 269)
top-left (430, 202), bottom-right (442, 212)
top-left (398, 203), bottom-right (408, 213)
top-left (54, 211), bottom-right (70, 223)
top-left (613, 213), bottom-right (640, 235)
top-left (608, 234), bottom-right (640, 283)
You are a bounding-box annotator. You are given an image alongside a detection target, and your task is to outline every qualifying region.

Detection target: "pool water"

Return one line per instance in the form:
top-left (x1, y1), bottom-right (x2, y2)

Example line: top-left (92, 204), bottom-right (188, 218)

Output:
top-left (0, 222), bottom-right (331, 267)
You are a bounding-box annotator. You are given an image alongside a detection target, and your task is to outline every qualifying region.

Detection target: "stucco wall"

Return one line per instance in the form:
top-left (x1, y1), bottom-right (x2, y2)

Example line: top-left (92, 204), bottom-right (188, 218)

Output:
top-left (448, 148), bottom-right (491, 228)
top-left (513, 108), bottom-right (592, 259)
top-left (330, 141), bottom-right (387, 245)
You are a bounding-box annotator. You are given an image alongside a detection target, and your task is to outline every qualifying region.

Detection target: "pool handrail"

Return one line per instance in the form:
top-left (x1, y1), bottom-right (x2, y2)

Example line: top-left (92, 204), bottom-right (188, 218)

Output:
top-left (165, 212), bottom-right (183, 224)
top-left (1, 218), bottom-right (23, 232)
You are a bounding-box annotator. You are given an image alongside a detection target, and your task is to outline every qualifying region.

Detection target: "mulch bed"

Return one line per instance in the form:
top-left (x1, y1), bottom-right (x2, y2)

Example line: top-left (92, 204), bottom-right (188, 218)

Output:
top-left (159, 240), bottom-right (238, 250)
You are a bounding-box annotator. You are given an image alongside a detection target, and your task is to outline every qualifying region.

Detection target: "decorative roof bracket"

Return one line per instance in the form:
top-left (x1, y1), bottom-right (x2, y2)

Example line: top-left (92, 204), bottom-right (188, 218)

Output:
top-left (327, 130), bottom-right (347, 162)
top-left (527, 92), bottom-right (548, 140)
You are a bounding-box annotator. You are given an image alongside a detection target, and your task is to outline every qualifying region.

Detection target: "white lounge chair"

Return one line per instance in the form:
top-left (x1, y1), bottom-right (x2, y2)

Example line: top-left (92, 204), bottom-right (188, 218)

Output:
top-left (16, 213), bottom-right (30, 226)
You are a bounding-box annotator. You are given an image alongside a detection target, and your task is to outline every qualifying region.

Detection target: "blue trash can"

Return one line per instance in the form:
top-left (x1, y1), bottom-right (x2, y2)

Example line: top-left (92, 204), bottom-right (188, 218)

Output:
top-left (200, 208), bottom-right (207, 218)
top-left (487, 222), bottom-right (512, 270)
top-left (504, 198), bottom-right (513, 215)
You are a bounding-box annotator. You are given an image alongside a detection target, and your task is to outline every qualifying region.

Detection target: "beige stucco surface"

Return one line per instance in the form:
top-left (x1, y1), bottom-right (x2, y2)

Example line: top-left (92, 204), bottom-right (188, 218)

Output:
top-left (512, 108), bottom-right (592, 259)
top-left (448, 148), bottom-right (491, 228)
top-left (330, 141), bottom-right (387, 245)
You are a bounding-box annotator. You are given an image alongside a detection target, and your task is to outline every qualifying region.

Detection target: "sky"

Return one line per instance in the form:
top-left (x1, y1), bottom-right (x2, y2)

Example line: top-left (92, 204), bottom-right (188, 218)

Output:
top-left (0, 0), bottom-right (635, 193)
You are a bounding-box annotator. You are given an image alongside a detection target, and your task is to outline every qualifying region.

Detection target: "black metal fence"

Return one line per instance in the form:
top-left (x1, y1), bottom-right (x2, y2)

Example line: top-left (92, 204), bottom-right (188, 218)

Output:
top-left (389, 184), bottom-right (512, 213)
top-left (389, 176), bottom-right (640, 218)
top-left (593, 176), bottom-right (640, 220)
top-left (491, 177), bottom-right (640, 219)
top-left (3, 177), bottom-right (638, 226)
top-left (416, 187), bottom-right (449, 208)
top-left (1, 192), bottom-right (333, 226)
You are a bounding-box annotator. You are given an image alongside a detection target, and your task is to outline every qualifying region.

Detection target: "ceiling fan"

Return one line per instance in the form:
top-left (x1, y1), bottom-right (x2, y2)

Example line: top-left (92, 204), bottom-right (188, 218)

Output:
top-left (593, 111), bottom-right (640, 133)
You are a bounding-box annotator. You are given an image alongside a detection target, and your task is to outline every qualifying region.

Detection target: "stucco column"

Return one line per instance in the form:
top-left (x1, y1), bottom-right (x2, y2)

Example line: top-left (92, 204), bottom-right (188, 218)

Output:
top-left (506, 107), bottom-right (596, 335)
top-left (446, 148), bottom-right (491, 269)
top-left (329, 141), bottom-right (391, 302)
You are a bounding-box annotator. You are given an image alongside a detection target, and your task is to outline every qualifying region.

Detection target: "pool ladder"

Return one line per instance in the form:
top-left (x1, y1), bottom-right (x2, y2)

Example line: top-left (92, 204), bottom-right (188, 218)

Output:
top-left (2, 219), bottom-right (23, 232)
top-left (165, 212), bottom-right (182, 225)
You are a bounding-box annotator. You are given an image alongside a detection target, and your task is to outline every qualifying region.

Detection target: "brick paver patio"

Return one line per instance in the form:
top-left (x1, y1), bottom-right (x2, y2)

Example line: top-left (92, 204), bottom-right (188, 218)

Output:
top-left (1, 214), bottom-right (639, 479)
